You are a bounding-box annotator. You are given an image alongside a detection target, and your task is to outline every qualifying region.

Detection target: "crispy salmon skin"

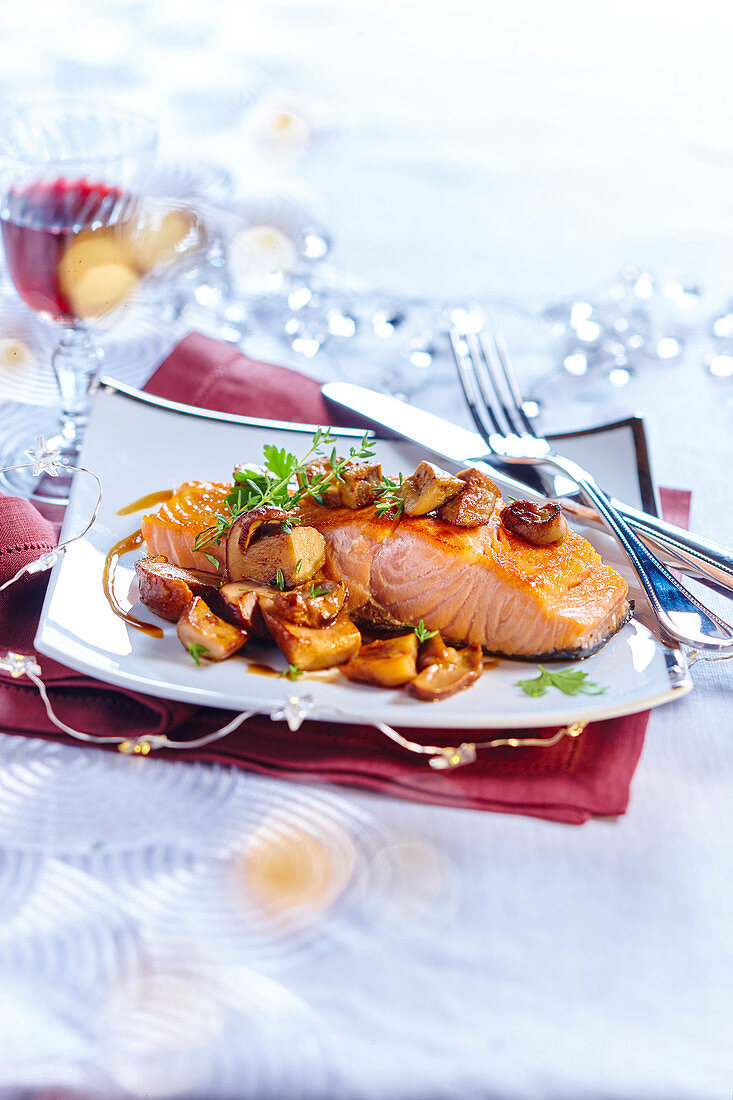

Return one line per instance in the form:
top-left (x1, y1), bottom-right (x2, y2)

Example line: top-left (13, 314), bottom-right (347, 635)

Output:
top-left (140, 480), bottom-right (230, 573)
top-left (141, 480), bottom-right (630, 659)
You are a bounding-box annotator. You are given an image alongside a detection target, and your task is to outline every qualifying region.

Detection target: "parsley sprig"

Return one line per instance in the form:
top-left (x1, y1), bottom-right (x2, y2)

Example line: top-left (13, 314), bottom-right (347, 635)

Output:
top-left (194, 429), bottom-right (376, 552)
top-left (282, 663), bottom-right (304, 681)
top-left (374, 473), bottom-right (404, 518)
top-left (413, 619), bottom-right (438, 643)
top-left (515, 665), bottom-right (606, 698)
top-left (187, 643), bottom-right (208, 666)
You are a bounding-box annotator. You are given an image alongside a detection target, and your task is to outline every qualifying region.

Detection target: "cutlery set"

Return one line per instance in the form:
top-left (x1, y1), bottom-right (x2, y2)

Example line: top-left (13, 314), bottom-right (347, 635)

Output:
top-left (322, 325), bottom-right (733, 653)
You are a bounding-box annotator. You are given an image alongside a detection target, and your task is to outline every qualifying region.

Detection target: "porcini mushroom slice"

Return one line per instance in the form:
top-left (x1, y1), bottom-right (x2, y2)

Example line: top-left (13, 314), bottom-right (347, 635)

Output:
top-left (340, 633), bottom-right (418, 688)
top-left (408, 643), bottom-right (482, 701)
top-left (339, 461), bottom-right (382, 509)
top-left (259, 605), bottom-right (361, 671)
top-left (501, 500), bottom-right (569, 545)
top-left (394, 461), bottom-right (465, 517)
top-left (218, 582), bottom-right (272, 635)
top-left (416, 632), bottom-right (452, 671)
top-left (437, 468), bottom-right (500, 527)
top-left (267, 581), bottom-right (348, 628)
top-left (176, 596), bottom-right (248, 661)
top-left (135, 557), bottom-right (222, 622)
top-left (226, 519), bottom-right (326, 587)
top-left (303, 459), bottom-right (343, 507)
top-left (225, 505), bottom-right (290, 575)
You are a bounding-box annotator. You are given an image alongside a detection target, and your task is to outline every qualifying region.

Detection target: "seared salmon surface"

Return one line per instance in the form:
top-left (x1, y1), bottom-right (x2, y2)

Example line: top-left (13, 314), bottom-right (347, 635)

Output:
top-left (142, 480), bottom-right (630, 659)
top-left (141, 480), bottom-right (230, 572)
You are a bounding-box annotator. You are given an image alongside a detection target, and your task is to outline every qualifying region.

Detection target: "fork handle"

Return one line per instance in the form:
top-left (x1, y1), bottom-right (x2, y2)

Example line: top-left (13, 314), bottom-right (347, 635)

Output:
top-left (553, 455), bottom-right (733, 650)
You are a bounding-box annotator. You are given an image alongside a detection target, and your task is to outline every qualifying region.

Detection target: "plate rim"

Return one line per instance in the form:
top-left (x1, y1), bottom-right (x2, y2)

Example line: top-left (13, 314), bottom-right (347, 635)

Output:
top-left (35, 610), bottom-right (693, 730)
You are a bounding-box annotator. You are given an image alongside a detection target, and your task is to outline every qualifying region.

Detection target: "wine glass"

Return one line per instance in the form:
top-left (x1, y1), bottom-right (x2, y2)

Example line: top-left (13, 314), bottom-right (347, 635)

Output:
top-left (0, 102), bottom-right (157, 502)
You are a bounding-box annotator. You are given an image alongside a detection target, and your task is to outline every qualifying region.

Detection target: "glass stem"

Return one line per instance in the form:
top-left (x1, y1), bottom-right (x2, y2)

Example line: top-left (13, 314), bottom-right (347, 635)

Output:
top-left (51, 324), bottom-right (102, 455)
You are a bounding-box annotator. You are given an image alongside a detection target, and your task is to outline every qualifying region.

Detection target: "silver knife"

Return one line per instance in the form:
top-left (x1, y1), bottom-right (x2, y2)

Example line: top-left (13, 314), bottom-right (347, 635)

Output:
top-left (322, 381), bottom-right (733, 598)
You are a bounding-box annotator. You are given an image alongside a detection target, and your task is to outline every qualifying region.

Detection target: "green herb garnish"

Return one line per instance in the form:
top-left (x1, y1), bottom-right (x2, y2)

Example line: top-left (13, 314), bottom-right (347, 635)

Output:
top-left (515, 665), bottom-right (606, 698)
top-left (413, 619), bottom-right (438, 643)
top-left (282, 663), bottom-right (303, 681)
top-left (193, 428), bottom-right (376, 551)
top-left (187, 643), bottom-right (207, 666)
top-left (374, 473), bottom-right (405, 518)
top-left (203, 551), bottom-right (220, 569)
top-left (275, 567), bottom-right (286, 590)
top-left (309, 582), bottom-right (329, 598)
top-left (295, 558), bottom-right (303, 574)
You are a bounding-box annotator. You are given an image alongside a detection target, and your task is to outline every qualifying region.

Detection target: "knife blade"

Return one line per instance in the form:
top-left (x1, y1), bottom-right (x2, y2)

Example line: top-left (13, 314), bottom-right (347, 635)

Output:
top-left (322, 381), bottom-right (733, 598)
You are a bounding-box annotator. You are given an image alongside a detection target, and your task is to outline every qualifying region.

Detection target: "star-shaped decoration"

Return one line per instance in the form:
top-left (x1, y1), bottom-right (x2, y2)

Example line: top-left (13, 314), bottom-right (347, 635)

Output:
top-left (24, 436), bottom-right (65, 478)
top-left (429, 742), bottom-right (477, 770)
top-left (25, 549), bottom-right (62, 574)
top-left (0, 651), bottom-right (42, 679)
top-left (271, 693), bottom-right (315, 732)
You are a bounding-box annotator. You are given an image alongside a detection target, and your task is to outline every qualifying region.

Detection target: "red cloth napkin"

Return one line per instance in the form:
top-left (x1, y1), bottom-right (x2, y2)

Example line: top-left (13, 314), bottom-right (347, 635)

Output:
top-left (0, 332), bottom-right (691, 823)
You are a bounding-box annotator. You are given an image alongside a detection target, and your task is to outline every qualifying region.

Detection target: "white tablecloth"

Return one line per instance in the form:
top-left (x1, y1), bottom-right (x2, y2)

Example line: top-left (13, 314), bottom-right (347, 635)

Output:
top-left (0, 2), bottom-right (731, 1096)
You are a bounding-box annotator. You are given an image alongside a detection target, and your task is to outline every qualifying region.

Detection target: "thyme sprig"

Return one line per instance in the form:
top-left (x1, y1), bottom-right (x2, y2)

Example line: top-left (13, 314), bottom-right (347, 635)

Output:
top-left (193, 429), bottom-right (375, 552)
top-left (413, 619), bottom-right (439, 643)
top-left (374, 473), bottom-right (404, 518)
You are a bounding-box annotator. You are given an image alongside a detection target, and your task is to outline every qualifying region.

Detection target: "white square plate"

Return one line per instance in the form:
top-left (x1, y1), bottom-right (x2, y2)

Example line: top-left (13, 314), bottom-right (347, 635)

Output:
top-left (35, 383), bottom-right (691, 730)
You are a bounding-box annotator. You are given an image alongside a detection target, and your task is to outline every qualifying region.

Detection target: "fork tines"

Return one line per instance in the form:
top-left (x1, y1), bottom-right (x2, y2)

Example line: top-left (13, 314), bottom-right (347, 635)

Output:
top-left (449, 325), bottom-right (535, 441)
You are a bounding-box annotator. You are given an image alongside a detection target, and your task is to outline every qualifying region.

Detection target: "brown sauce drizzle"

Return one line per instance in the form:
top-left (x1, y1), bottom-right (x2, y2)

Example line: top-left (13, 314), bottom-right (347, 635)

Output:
top-left (116, 488), bottom-right (174, 516)
top-left (246, 661), bottom-right (280, 678)
top-left (245, 661), bottom-right (340, 682)
top-left (103, 529), bottom-right (164, 639)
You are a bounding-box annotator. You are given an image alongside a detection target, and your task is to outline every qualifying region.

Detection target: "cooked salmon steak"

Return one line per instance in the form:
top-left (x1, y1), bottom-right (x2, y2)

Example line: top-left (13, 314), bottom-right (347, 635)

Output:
top-left (141, 480), bottom-right (230, 572)
top-left (141, 480), bottom-right (630, 659)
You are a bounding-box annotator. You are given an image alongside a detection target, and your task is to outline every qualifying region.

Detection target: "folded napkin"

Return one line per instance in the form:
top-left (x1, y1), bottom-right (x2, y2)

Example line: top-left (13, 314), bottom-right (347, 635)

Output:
top-left (0, 332), bottom-right (690, 823)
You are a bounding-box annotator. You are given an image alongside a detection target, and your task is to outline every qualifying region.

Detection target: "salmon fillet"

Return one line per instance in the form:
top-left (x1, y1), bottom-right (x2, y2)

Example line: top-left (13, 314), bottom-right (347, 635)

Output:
top-left (141, 481), bottom-right (630, 659)
top-left (141, 480), bottom-right (230, 572)
top-left (300, 502), bottom-right (630, 659)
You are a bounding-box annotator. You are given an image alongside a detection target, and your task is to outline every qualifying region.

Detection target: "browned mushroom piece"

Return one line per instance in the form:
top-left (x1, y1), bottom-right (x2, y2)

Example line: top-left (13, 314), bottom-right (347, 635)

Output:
top-left (226, 509), bottom-right (326, 586)
top-left (135, 557), bottom-right (222, 622)
top-left (224, 505), bottom-right (290, 562)
top-left (408, 642), bottom-right (483, 701)
top-left (265, 580), bottom-right (348, 628)
top-left (218, 581), bottom-right (272, 635)
top-left (500, 499), bottom-right (569, 546)
top-left (340, 632), bottom-right (418, 688)
top-left (339, 461), bottom-right (382, 509)
top-left (176, 596), bottom-right (249, 661)
top-left (437, 468), bottom-right (500, 527)
top-left (303, 459), bottom-right (343, 507)
top-left (259, 605), bottom-right (361, 670)
top-left (416, 632), bottom-right (452, 671)
top-left (393, 461), bottom-right (465, 517)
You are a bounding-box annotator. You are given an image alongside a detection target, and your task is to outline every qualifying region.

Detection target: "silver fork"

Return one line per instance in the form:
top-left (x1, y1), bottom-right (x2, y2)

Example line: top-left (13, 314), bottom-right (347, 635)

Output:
top-left (450, 326), bottom-right (733, 651)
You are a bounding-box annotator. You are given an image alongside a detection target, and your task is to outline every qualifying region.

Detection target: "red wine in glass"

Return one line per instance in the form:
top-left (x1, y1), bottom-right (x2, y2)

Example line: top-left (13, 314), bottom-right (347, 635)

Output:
top-left (0, 104), bottom-right (157, 504)
top-left (1, 177), bottom-right (136, 322)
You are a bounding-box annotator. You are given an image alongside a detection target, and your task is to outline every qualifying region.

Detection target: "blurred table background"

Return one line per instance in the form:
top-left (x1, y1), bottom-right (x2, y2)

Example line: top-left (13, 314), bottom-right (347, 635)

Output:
top-left (0, 2), bottom-right (731, 1097)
